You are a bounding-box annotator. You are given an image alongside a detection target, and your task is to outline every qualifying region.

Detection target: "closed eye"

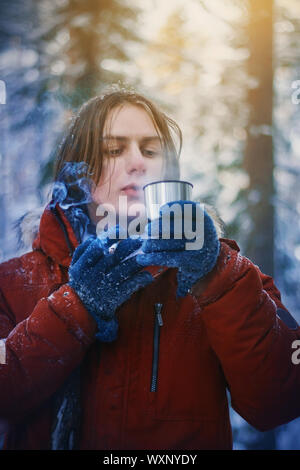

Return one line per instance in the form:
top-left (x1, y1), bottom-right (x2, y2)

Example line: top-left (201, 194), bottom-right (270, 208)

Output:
top-left (142, 148), bottom-right (161, 157)
top-left (104, 147), bottom-right (123, 156)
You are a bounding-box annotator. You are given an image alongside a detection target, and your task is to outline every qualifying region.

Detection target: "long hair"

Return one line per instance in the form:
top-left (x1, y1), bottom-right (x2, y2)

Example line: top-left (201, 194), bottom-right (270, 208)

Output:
top-left (53, 87), bottom-right (182, 190)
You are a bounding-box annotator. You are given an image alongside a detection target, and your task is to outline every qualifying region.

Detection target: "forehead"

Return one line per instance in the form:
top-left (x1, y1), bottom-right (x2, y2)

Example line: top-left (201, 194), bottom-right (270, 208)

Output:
top-left (103, 104), bottom-right (160, 138)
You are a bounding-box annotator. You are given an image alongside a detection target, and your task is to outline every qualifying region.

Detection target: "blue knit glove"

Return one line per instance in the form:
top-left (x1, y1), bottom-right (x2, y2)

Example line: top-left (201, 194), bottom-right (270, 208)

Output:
top-left (68, 231), bottom-right (154, 342)
top-left (136, 200), bottom-right (220, 298)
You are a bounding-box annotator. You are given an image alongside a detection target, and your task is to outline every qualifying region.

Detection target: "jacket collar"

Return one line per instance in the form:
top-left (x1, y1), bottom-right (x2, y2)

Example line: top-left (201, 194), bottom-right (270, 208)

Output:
top-left (30, 201), bottom-right (234, 272)
top-left (31, 202), bottom-right (170, 278)
top-left (32, 202), bottom-right (80, 267)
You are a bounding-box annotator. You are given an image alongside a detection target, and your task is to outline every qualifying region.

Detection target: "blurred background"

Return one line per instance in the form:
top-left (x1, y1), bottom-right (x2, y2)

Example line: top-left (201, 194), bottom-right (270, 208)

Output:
top-left (0, 0), bottom-right (300, 450)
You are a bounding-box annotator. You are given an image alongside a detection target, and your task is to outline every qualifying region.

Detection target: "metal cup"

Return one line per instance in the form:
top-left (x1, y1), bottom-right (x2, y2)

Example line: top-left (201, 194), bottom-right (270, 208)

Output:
top-left (143, 179), bottom-right (193, 220)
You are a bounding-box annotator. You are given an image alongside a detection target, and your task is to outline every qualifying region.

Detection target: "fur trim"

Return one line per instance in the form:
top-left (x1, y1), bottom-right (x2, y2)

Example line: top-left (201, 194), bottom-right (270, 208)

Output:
top-left (13, 206), bottom-right (45, 251)
top-left (203, 204), bottom-right (225, 239)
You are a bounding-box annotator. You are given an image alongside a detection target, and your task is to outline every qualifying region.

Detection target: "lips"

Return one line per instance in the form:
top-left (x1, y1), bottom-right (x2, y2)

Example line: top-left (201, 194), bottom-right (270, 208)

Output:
top-left (121, 184), bottom-right (143, 198)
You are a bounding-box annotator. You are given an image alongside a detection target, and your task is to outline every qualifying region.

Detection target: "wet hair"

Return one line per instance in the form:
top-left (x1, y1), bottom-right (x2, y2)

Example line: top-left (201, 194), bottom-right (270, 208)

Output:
top-left (53, 85), bottom-right (182, 189)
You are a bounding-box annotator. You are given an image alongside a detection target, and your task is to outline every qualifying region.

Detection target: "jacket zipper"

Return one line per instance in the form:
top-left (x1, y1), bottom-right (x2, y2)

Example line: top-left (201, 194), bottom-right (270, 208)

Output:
top-left (150, 303), bottom-right (163, 392)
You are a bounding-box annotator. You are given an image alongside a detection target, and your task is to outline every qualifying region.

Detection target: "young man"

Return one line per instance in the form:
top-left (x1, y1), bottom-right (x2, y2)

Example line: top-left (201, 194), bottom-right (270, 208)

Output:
top-left (0, 89), bottom-right (300, 450)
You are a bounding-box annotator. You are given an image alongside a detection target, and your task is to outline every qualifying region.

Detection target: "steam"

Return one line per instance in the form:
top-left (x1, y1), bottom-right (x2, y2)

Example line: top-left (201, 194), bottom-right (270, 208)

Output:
top-left (51, 162), bottom-right (95, 243)
top-left (51, 162), bottom-right (93, 210)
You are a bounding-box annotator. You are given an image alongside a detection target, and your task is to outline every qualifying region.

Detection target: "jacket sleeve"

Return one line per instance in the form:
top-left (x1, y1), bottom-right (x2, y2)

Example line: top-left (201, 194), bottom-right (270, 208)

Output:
top-left (0, 283), bottom-right (97, 422)
top-left (194, 239), bottom-right (300, 431)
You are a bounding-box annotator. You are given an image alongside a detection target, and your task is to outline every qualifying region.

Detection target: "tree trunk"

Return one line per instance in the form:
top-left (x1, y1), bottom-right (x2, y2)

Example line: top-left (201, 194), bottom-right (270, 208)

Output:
top-left (243, 0), bottom-right (277, 450)
top-left (243, 0), bottom-right (274, 277)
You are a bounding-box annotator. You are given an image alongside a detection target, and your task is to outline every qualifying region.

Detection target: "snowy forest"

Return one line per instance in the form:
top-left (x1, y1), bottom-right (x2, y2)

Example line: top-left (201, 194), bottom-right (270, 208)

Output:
top-left (0, 0), bottom-right (300, 450)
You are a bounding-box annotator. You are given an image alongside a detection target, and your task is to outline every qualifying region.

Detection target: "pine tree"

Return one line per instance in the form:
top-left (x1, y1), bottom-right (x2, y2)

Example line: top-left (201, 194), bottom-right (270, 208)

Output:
top-left (35, 0), bottom-right (142, 185)
top-left (0, 0), bottom-right (142, 259)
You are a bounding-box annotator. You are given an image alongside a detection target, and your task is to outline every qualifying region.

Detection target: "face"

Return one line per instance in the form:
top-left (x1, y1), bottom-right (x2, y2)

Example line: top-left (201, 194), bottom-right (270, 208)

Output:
top-left (89, 104), bottom-right (164, 224)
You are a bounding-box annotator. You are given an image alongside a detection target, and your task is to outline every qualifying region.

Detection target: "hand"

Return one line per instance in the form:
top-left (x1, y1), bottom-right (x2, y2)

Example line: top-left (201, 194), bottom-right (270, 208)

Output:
top-left (68, 230), bottom-right (154, 342)
top-left (136, 200), bottom-right (220, 298)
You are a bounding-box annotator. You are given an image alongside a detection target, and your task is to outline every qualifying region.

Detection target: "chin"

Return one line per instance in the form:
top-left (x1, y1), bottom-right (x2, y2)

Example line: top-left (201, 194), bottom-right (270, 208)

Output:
top-left (117, 198), bottom-right (145, 216)
top-left (118, 207), bottom-right (146, 220)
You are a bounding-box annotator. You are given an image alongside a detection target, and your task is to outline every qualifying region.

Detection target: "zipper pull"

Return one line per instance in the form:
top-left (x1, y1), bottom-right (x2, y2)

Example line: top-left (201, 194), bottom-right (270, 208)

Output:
top-left (150, 303), bottom-right (164, 393)
top-left (154, 303), bottom-right (163, 326)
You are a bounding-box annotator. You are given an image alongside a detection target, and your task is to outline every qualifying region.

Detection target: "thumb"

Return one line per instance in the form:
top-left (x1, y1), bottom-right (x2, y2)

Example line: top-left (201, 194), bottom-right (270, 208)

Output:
top-left (98, 224), bottom-right (128, 250)
top-left (113, 237), bottom-right (143, 263)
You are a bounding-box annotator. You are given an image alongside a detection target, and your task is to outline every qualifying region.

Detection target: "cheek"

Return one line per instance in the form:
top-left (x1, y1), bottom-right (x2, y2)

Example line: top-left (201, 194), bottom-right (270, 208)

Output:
top-left (91, 159), bottom-right (122, 204)
top-left (91, 185), bottom-right (106, 205)
top-left (150, 157), bottom-right (164, 178)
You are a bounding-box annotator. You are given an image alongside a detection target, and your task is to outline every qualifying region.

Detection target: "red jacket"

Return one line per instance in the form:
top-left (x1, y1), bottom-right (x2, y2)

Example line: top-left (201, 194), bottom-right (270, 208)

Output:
top-left (0, 202), bottom-right (300, 450)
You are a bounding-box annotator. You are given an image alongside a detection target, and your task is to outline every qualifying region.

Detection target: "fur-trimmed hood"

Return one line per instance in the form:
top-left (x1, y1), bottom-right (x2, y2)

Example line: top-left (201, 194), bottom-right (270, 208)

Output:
top-left (14, 205), bottom-right (46, 252)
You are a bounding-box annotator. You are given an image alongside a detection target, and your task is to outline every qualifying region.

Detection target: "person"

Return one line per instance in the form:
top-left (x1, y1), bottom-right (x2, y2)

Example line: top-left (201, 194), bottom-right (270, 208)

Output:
top-left (0, 86), bottom-right (300, 451)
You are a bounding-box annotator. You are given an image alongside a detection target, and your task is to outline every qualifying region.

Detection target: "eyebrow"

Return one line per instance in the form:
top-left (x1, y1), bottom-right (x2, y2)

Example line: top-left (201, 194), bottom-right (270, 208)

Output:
top-left (101, 135), bottom-right (161, 143)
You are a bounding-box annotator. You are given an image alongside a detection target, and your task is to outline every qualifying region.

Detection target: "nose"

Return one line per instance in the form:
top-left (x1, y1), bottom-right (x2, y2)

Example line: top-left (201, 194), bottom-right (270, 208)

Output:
top-left (125, 142), bottom-right (147, 175)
